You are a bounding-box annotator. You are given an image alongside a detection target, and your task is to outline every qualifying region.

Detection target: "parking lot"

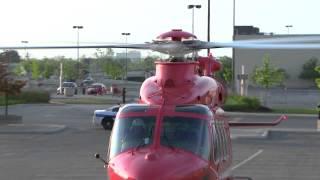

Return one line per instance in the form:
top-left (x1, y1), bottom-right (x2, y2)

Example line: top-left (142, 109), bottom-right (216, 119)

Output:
top-left (0, 104), bottom-right (319, 180)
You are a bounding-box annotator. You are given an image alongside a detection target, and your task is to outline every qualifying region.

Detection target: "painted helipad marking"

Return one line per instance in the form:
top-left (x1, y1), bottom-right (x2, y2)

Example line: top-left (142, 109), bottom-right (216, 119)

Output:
top-left (231, 149), bottom-right (264, 171)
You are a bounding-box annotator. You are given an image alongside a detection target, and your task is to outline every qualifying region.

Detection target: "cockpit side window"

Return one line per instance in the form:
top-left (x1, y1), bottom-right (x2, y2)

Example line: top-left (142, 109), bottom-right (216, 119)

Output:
top-left (161, 116), bottom-right (210, 161)
top-left (109, 116), bottom-right (156, 159)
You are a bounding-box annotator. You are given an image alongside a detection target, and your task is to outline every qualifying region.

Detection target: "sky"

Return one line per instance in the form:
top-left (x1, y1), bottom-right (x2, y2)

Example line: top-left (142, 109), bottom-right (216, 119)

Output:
top-left (0, 0), bottom-right (320, 59)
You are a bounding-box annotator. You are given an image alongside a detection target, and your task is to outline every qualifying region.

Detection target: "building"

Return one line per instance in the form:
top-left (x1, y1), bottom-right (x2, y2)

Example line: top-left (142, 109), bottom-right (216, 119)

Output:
top-left (234, 26), bottom-right (320, 92)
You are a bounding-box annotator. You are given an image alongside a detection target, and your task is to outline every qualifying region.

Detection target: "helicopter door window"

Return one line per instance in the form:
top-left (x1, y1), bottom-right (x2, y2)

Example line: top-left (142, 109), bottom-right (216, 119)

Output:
top-left (161, 116), bottom-right (210, 161)
top-left (109, 116), bottom-right (156, 159)
top-left (214, 121), bottom-right (223, 162)
top-left (221, 124), bottom-right (228, 161)
top-left (211, 122), bottom-right (219, 164)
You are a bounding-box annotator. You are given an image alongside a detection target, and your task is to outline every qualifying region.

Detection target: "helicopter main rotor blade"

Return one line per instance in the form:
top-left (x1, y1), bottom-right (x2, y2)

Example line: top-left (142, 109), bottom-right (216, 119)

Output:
top-left (199, 41), bottom-right (320, 50)
top-left (230, 36), bottom-right (320, 44)
top-left (0, 43), bottom-right (150, 50)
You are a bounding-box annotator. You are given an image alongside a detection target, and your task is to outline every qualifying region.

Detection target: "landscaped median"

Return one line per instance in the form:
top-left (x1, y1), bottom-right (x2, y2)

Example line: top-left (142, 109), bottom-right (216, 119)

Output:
top-left (1, 92), bottom-right (317, 115)
top-left (223, 95), bottom-right (317, 115)
top-left (50, 95), bottom-right (122, 105)
top-left (0, 90), bottom-right (50, 106)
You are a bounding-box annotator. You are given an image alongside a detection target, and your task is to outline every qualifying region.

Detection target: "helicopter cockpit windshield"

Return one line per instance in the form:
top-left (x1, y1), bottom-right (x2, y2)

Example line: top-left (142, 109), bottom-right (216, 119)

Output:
top-left (109, 116), bottom-right (156, 159)
top-left (108, 104), bottom-right (212, 161)
top-left (161, 116), bottom-right (210, 160)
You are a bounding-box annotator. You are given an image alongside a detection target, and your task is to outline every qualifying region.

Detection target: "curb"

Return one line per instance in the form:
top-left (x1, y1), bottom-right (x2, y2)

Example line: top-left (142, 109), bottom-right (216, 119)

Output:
top-left (0, 124), bottom-right (67, 134)
top-left (231, 128), bottom-right (319, 140)
top-left (226, 111), bottom-right (316, 118)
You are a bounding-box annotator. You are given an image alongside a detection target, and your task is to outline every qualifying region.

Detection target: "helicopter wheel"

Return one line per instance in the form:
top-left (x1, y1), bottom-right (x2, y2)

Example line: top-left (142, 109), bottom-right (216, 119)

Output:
top-left (101, 117), bottom-right (114, 130)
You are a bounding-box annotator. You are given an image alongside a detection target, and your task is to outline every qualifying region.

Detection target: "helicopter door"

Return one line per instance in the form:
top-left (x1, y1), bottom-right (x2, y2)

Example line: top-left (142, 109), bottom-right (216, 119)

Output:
top-left (208, 120), bottom-right (221, 178)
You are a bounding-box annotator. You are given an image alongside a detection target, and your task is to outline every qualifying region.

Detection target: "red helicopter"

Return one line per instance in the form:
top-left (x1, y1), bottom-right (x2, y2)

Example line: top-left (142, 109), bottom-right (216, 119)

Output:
top-left (91, 29), bottom-right (297, 180)
top-left (2, 29), bottom-right (319, 179)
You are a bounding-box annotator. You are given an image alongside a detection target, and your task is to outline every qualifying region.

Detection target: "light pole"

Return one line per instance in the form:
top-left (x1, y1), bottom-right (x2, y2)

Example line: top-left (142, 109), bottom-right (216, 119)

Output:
top-left (121, 32), bottom-right (130, 80)
top-left (187, 4), bottom-right (201, 34)
top-left (21, 40), bottom-right (29, 60)
top-left (207, 0), bottom-right (211, 55)
top-left (232, 0), bottom-right (236, 93)
top-left (285, 25), bottom-right (293, 34)
top-left (72, 25), bottom-right (83, 80)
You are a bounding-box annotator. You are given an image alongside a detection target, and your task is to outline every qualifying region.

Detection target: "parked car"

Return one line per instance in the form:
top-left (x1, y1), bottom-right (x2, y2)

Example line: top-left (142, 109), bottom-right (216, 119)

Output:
top-left (57, 82), bottom-right (78, 95)
top-left (92, 105), bottom-right (120, 130)
top-left (81, 79), bottom-right (94, 87)
top-left (86, 83), bottom-right (108, 95)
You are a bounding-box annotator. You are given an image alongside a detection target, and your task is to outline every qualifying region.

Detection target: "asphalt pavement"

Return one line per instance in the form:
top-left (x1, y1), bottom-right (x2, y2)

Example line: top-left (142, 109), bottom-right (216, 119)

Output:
top-left (0, 88), bottom-right (319, 180)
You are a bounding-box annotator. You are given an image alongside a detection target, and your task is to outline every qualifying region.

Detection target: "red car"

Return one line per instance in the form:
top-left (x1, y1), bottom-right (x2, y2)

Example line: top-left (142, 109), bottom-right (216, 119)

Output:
top-left (86, 83), bottom-right (108, 95)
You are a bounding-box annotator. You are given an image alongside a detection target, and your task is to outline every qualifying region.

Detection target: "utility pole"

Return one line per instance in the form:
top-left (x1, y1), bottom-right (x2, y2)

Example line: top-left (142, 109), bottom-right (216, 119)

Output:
top-left (232, 0), bottom-right (236, 93)
top-left (207, 0), bottom-right (211, 55)
top-left (188, 4), bottom-right (201, 34)
top-left (73, 25), bottom-right (83, 81)
top-left (121, 32), bottom-right (130, 80)
top-left (285, 25), bottom-right (293, 34)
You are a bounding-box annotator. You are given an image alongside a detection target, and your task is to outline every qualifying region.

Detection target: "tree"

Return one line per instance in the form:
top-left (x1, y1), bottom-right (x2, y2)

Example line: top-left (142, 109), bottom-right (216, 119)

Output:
top-left (62, 59), bottom-right (79, 81)
top-left (31, 60), bottom-right (41, 80)
top-left (94, 48), bottom-right (114, 58)
top-left (299, 57), bottom-right (319, 80)
top-left (216, 56), bottom-right (232, 85)
top-left (42, 58), bottom-right (60, 79)
top-left (143, 56), bottom-right (157, 72)
top-left (315, 66), bottom-right (320, 89)
top-left (102, 58), bottom-right (123, 79)
top-left (0, 62), bottom-right (26, 118)
top-left (251, 55), bottom-right (285, 105)
top-left (0, 50), bottom-right (21, 63)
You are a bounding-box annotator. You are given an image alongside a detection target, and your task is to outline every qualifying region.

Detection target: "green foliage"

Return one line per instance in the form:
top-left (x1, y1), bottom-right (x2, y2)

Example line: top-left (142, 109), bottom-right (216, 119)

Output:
top-left (0, 61), bottom-right (26, 96)
top-left (20, 57), bottom-right (78, 80)
top-left (299, 57), bottom-right (319, 80)
top-left (103, 58), bottom-right (124, 79)
top-left (251, 55), bottom-right (285, 89)
top-left (0, 61), bottom-right (26, 116)
top-left (42, 58), bottom-right (60, 79)
top-left (0, 91), bottom-right (50, 105)
top-left (62, 59), bottom-right (79, 81)
top-left (31, 60), bottom-right (41, 80)
top-left (13, 64), bottom-right (27, 76)
top-left (315, 66), bottom-right (320, 88)
top-left (11, 49), bottom-right (158, 81)
top-left (143, 56), bottom-right (157, 71)
top-left (223, 95), bottom-right (261, 111)
top-left (20, 60), bottom-right (32, 73)
top-left (94, 48), bottom-right (114, 58)
top-left (216, 56), bottom-right (232, 85)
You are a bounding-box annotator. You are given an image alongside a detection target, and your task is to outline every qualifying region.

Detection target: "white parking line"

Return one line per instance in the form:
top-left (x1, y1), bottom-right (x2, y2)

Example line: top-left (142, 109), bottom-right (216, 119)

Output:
top-left (231, 149), bottom-right (264, 171)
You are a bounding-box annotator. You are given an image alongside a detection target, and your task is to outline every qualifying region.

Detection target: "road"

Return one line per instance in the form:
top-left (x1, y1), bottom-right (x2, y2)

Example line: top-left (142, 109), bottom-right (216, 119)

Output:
top-left (0, 104), bottom-right (319, 179)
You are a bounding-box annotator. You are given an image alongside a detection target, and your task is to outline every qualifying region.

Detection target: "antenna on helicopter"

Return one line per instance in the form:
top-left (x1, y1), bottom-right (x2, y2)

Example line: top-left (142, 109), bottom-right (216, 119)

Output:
top-left (94, 153), bottom-right (108, 166)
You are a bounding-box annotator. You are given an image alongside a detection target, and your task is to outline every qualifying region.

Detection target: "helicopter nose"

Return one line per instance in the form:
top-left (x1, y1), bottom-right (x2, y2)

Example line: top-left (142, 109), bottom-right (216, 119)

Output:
top-left (107, 147), bottom-right (213, 180)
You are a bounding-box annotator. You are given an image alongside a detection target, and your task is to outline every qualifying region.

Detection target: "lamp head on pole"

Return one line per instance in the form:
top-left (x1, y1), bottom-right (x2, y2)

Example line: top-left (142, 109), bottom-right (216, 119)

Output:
top-left (188, 4), bottom-right (201, 9)
top-left (73, 25), bottom-right (83, 29)
top-left (122, 33), bottom-right (131, 36)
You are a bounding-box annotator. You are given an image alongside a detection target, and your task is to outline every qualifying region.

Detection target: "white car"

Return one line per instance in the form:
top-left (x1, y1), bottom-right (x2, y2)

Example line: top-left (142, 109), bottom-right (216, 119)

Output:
top-left (57, 82), bottom-right (78, 95)
top-left (92, 105), bottom-right (120, 130)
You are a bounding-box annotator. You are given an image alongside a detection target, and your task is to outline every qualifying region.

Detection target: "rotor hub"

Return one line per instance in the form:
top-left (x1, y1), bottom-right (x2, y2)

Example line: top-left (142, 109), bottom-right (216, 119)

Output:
top-left (156, 29), bottom-right (197, 41)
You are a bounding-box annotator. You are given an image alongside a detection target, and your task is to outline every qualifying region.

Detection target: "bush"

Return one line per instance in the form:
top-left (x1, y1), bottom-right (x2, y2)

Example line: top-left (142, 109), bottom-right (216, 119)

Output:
top-left (223, 95), bottom-right (262, 112)
top-left (0, 90), bottom-right (50, 105)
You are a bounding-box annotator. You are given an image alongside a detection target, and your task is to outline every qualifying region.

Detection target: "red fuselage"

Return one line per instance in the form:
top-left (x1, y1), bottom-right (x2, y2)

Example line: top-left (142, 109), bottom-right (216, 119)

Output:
top-left (140, 61), bottom-right (219, 106)
top-left (107, 104), bottom-right (232, 180)
top-left (106, 61), bottom-right (232, 180)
